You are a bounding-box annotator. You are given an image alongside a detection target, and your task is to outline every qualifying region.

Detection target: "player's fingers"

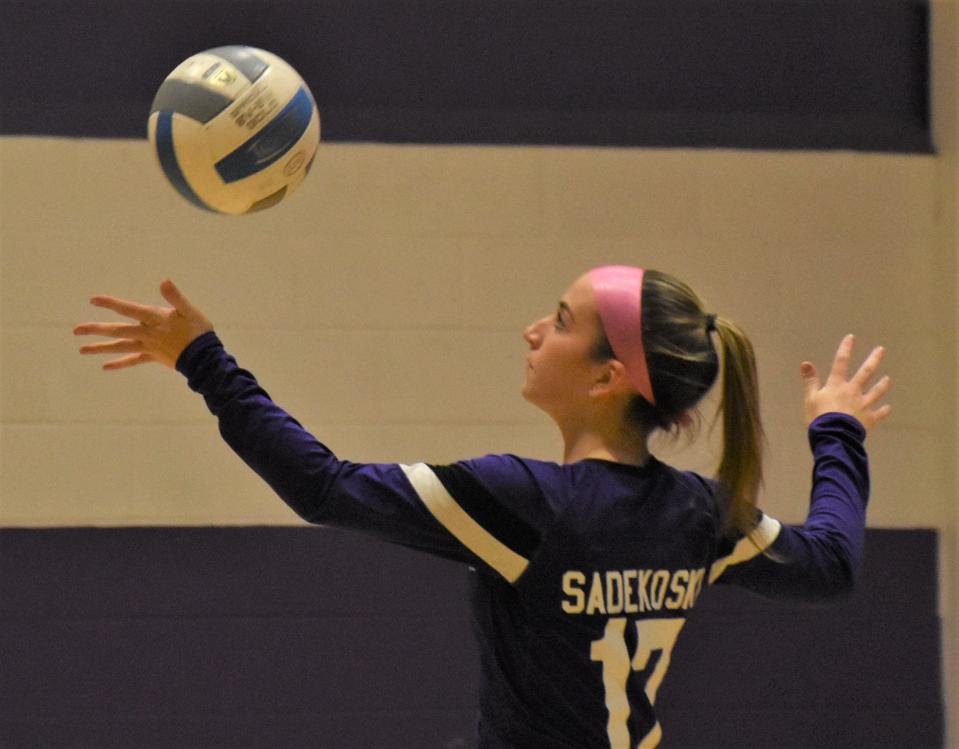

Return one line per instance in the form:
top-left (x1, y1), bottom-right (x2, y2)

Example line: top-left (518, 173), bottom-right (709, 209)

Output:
top-left (79, 339), bottom-right (144, 356)
top-left (828, 334), bottom-right (854, 382)
top-left (851, 346), bottom-right (886, 388)
top-left (73, 322), bottom-right (147, 339)
top-left (868, 403), bottom-right (893, 427)
top-left (862, 374), bottom-right (892, 407)
top-left (101, 352), bottom-right (153, 371)
top-left (160, 279), bottom-right (195, 317)
top-left (800, 361), bottom-right (820, 399)
top-left (89, 295), bottom-right (162, 324)
top-left (875, 403), bottom-right (893, 421)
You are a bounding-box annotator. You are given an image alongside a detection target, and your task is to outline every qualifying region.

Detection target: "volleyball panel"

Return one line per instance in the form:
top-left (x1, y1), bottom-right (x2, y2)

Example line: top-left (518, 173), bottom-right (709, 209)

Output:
top-left (150, 52), bottom-right (256, 124)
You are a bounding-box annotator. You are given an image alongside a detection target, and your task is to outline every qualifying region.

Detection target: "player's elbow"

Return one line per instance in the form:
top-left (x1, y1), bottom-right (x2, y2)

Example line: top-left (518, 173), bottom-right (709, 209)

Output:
top-left (820, 569), bottom-right (856, 601)
top-left (813, 548), bottom-right (859, 602)
top-left (796, 527), bottom-right (863, 603)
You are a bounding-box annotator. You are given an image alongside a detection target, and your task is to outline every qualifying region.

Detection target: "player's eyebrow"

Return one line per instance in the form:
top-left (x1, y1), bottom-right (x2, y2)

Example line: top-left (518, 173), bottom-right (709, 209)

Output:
top-left (558, 301), bottom-right (575, 322)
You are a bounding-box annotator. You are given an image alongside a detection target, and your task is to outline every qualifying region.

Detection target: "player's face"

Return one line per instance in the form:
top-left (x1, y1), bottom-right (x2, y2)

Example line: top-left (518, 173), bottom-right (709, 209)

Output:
top-left (521, 273), bottom-right (607, 421)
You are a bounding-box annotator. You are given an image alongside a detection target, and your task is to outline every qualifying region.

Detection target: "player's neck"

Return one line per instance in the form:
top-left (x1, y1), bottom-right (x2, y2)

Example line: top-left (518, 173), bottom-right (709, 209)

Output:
top-left (560, 421), bottom-right (651, 467)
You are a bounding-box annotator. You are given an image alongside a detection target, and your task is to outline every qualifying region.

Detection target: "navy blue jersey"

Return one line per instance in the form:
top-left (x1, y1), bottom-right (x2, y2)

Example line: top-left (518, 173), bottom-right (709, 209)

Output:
top-left (178, 332), bottom-right (870, 749)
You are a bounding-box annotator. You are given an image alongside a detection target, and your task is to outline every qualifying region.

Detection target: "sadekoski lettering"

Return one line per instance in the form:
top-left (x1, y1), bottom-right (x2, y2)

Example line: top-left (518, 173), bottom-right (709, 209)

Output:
top-left (561, 568), bottom-right (706, 615)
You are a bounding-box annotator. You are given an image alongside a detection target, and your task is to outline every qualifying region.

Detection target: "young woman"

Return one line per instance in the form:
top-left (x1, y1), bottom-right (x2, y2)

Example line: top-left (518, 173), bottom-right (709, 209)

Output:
top-left (74, 266), bottom-right (891, 749)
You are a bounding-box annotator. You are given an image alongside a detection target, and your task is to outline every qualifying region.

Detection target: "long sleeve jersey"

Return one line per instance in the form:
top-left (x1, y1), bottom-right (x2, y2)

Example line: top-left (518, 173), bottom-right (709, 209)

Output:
top-left (177, 331), bottom-right (871, 749)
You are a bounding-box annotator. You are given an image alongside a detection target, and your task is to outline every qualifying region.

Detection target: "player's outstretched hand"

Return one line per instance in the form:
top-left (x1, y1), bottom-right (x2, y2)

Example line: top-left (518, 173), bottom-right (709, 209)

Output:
top-left (800, 334), bottom-right (892, 432)
top-left (74, 280), bottom-right (213, 371)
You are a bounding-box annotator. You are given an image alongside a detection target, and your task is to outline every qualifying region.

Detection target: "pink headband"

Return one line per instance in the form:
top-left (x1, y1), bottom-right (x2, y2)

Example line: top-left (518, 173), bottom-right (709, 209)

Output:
top-left (590, 265), bottom-right (655, 404)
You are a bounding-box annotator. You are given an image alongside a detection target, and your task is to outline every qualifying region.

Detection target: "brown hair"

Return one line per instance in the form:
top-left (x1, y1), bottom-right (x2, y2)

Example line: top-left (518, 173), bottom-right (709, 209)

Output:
top-left (592, 270), bottom-right (765, 537)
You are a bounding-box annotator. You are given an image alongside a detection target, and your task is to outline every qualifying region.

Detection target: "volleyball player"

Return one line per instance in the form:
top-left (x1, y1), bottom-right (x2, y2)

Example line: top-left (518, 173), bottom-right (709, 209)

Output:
top-left (74, 266), bottom-right (891, 748)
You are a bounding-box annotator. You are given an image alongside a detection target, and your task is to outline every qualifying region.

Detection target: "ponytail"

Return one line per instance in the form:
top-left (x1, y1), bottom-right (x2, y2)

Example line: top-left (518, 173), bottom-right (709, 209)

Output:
top-left (711, 317), bottom-right (765, 537)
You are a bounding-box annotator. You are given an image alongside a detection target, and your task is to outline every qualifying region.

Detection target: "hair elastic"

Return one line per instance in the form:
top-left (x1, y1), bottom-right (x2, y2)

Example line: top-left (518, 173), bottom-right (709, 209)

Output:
top-left (590, 265), bottom-right (655, 404)
top-left (705, 313), bottom-right (717, 332)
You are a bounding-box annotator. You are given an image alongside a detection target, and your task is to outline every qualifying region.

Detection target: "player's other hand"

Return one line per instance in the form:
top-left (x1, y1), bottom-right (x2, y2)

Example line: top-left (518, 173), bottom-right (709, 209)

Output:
top-left (74, 280), bottom-right (213, 370)
top-left (800, 334), bottom-right (892, 432)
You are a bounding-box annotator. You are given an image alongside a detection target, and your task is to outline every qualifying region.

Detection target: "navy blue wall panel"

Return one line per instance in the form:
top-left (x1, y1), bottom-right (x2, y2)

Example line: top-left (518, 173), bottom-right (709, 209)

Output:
top-left (0, 527), bottom-right (477, 747)
top-left (0, 527), bottom-right (943, 748)
top-left (0, 0), bottom-right (931, 151)
top-left (659, 528), bottom-right (943, 747)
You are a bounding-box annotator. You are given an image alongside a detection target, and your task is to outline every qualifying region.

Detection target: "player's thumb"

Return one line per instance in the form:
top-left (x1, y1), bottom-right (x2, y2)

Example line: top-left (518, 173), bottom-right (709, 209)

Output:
top-left (800, 361), bottom-right (819, 398)
top-left (160, 279), bottom-right (193, 315)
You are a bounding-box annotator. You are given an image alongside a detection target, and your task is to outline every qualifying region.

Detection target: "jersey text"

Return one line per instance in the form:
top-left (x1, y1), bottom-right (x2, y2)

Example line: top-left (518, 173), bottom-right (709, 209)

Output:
top-left (561, 568), bottom-right (705, 615)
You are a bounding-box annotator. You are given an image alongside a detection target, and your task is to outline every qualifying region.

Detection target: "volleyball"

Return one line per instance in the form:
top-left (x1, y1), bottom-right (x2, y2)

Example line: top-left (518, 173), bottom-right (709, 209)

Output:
top-left (147, 46), bottom-right (320, 215)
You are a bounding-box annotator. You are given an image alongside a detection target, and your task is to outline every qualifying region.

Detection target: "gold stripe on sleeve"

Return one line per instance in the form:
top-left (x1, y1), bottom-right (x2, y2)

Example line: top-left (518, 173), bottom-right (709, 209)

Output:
top-left (400, 463), bottom-right (529, 583)
top-left (709, 513), bottom-right (782, 584)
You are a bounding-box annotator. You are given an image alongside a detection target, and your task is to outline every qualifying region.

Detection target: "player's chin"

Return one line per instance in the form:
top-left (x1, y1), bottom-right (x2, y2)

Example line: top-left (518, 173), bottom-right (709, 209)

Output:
top-left (520, 380), bottom-right (549, 412)
top-left (520, 378), bottom-right (536, 404)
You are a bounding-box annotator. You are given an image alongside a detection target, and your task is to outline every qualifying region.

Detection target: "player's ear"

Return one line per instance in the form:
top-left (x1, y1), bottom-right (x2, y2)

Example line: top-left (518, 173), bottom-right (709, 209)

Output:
top-left (590, 358), bottom-right (632, 398)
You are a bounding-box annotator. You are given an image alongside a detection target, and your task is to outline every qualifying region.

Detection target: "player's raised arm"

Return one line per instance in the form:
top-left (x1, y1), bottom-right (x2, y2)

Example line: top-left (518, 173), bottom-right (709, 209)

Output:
top-left (712, 335), bottom-right (892, 600)
top-left (74, 280), bottom-right (213, 370)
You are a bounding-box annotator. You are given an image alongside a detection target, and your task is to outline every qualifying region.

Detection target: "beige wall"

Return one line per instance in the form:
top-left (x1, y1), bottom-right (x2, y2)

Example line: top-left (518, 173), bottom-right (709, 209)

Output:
top-left (1, 127), bottom-right (955, 735)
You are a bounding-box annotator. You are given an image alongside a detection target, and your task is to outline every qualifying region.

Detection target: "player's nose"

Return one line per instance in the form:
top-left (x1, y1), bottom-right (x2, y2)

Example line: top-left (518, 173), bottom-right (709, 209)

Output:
top-left (523, 320), bottom-right (542, 348)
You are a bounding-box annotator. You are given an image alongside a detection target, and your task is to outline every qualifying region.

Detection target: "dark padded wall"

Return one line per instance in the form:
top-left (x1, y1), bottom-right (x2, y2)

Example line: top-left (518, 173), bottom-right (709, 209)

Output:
top-left (1, 0), bottom-right (931, 151)
top-left (0, 528), bottom-right (478, 749)
top-left (0, 527), bottom-right (943, 748)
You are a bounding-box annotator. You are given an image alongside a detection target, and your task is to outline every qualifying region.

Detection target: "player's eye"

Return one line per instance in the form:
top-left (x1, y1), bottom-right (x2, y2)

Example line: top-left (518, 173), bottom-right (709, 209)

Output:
top-left (553, 309), bottom-right (566, 329)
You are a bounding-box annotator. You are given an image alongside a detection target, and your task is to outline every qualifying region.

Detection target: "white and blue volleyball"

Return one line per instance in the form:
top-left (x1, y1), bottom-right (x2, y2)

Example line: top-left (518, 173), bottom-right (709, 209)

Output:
top-left (147, 46), bottom-right (320, 215)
